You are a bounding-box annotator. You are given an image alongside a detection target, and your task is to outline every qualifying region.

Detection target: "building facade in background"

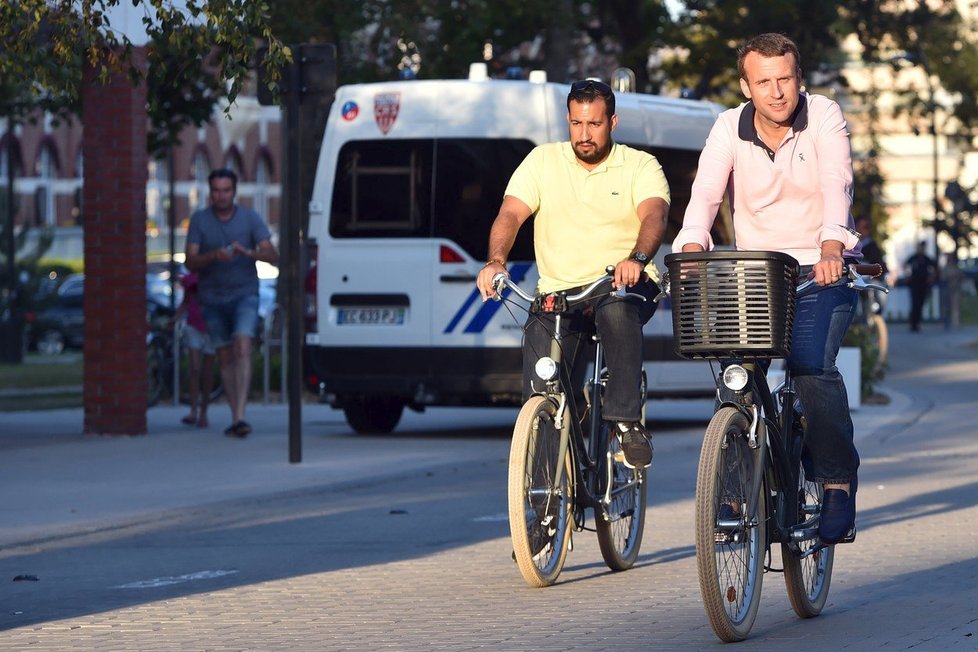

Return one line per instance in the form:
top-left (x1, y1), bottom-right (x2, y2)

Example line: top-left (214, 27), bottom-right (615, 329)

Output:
top-left (1, 97), bottom-right (282, 262)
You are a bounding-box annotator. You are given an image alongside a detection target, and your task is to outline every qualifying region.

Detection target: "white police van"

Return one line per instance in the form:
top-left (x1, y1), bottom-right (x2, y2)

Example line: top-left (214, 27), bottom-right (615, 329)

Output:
top-left (304, 66), bottom-right (728, 433)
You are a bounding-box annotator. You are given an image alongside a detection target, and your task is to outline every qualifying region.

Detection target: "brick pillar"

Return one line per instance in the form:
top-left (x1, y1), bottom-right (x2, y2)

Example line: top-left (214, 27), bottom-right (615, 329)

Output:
top-left (82, 49), bottom-right (148, 435)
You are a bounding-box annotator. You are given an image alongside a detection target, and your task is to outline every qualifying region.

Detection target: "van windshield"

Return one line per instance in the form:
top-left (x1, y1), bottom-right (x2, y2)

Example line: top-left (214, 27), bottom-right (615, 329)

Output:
top-left (330, 138), bottom-right (536, 260)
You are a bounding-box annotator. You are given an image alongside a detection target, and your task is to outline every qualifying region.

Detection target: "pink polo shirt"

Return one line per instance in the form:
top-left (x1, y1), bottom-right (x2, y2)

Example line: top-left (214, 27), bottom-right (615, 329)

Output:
top-left (673, 93), bottom-right (860, 265)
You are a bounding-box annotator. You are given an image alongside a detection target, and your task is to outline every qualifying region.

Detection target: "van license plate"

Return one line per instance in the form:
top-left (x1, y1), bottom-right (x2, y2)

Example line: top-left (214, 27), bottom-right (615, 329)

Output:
top-left (337, 308), bottom-right (406, 325)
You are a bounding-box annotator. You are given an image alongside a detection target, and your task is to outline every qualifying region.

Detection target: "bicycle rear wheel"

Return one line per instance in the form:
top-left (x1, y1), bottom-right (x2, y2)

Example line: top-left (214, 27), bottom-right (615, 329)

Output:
top-left (508, 396), bottom-right (573, 587)
top-left (695, 407), bottom-right (766, 642)
top-left (595, 371), bottom-right (647, 571)
top-left (782, 457), bottom-right (835, 617)
top-left (595, 428), bottom-right (646, 570)
top-left (868, 312), bottom-right (889, 367)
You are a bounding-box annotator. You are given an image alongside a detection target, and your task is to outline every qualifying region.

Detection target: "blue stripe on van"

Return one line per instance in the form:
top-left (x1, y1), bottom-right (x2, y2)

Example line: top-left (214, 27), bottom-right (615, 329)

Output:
top-left (443, 262), bottom-right (532, 334)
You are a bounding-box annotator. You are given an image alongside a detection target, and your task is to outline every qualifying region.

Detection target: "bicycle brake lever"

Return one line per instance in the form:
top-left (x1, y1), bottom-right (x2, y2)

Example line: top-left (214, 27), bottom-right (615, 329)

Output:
top-left (613, 286), bottom-right (647, 302)
top-left (487, 272), bottom-right (509, 302)
top-left (653, 276), bottom-right (670, 303)
top-left (848, 274), bottom-right (890, 294)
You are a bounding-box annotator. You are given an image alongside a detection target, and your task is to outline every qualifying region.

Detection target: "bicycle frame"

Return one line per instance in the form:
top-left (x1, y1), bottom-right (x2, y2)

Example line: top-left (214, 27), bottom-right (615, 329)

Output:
top-left (715, 361), bottom-right (812, 547)
top-left (533, 297), bottom-right (623, 524)
top-left (493, 271), bottom-right (644, 524)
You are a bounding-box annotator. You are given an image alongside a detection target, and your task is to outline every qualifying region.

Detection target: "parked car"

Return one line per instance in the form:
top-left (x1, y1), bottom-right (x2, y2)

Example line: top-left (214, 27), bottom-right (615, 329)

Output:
top-left (28, 273), bottom-right (85, 354)
top-left (26, 272), bottom-right (183, 354)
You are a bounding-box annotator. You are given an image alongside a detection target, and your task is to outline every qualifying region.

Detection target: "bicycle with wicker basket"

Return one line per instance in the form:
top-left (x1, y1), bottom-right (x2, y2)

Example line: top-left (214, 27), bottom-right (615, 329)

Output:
top-left (662, 250), bottom-right (886, 642)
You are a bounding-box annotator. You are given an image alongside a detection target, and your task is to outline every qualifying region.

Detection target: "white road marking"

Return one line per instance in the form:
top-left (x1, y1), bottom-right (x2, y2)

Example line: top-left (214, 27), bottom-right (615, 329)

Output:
top-left (113, 569), bottom-right (239, 589)
top-left (472, 513), bottom-right (508, 522)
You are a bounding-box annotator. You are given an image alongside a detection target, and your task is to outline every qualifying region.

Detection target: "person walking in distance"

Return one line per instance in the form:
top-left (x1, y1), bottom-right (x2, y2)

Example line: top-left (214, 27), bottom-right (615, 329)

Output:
top-left (476, 79), bottom-right (669, 469)
top-left (185, 169), bottom-right (279, 438)
top-left (174, 271), bottom-right (215, 428)
top-left (673, 33), bottom-right (863, 544)
top-left (905, 241), bottom-right (937, 332)
top-left (855, 215), bottom-right (889, 316)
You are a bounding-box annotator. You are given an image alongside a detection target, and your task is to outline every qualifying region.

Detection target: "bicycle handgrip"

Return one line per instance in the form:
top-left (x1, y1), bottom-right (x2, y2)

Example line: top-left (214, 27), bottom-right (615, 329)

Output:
top-left (851, 263), bottom-right (883, 278)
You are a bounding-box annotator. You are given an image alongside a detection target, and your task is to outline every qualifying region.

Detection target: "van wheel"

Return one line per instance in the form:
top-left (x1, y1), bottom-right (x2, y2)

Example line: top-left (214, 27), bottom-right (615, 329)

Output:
top-left (343, 396), bottom-right (404, 434)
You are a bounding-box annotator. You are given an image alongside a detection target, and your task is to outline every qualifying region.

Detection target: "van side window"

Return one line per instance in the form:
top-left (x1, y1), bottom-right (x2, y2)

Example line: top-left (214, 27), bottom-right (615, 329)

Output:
top-left (432, 139), bottom-right (535, 260)
top-left (330, 138), bottom-right (536, 260)
top-left (626, 144), bottom-right (734, 247)
top-left (331, 140), bottom-right (433, 236)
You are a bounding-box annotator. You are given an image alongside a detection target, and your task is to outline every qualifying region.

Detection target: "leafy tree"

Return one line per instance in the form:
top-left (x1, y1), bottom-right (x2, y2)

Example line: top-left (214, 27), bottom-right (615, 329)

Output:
top-left (0, 1), bottom-right (291, 115)
top-left (266, 0), bottom-right (673, 89)
top-left (660, 0), bottom-right (846, 104)
top-left (146, 24), bottom-right (228, 159)
top-left (841, 0), bottom-right (978, 260)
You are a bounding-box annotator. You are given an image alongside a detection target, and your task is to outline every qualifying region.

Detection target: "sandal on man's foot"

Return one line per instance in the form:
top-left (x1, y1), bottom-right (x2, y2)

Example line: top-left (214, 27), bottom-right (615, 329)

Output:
top-left (224, 422), bottom-right (248, 438)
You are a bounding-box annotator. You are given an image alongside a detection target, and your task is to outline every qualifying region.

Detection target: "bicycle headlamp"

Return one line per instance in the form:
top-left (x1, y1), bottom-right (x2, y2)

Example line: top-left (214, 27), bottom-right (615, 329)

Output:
top-left (722, 365), bottom-right (750, 392)
top-left (534, 357), bottom-right (558, 381)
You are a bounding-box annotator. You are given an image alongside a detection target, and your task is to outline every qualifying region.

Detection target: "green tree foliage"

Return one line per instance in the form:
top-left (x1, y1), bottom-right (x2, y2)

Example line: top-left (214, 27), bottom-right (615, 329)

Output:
top-left (660, 0), bottom-right (846, 104)
top-left (266, 0), bottom-right (671, 90)
top-left (146, 24), bottom-right (228, 158)
top-left (841, 1), bottom-right (978, 257)
top-left (0, 0), bottom-right (290, 116)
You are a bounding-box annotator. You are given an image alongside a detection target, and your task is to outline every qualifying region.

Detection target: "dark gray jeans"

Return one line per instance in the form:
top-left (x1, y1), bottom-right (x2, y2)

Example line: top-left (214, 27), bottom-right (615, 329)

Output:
top-left (521, 278), bottom-right (658, 423)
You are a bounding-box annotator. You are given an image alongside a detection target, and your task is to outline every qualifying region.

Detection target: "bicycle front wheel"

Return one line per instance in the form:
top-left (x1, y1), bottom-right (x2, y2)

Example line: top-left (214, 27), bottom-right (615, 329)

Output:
top-left (782, 457), bottom-right (835, 617)
top-left (695, 407), bottom-right (766, 642)
top-left (508, 396), bottom-right (573, 587)
top-left (595, 427), bottom-right (647, 570)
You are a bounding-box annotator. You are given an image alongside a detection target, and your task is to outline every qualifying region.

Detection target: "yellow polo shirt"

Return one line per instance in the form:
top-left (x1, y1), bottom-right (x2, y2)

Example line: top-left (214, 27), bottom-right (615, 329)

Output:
top-left (505, 141), bottom-right (670, 292)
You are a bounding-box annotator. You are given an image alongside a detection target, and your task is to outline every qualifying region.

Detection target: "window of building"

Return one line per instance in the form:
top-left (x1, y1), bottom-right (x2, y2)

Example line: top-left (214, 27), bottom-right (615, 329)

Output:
top-left (254, 154), bottom-right (271, 220)
top-left (188, 150), bottom-right (210, 211)
top-left (35, 145), bottom-right (57, 226)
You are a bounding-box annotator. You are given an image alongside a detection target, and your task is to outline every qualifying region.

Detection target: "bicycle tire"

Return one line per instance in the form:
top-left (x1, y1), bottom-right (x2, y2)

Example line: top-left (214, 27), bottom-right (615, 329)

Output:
top-left (695, 407), bottom-right (766, 642)
top-left (508, 395), bottom-right (573, 587)
top-left (147, 343), bottom-right (167, 407)
top-left (782, 457), bottom-right (835, 618)
top-left (595, 370), bottom-right (647, 571)
top-left (595, 428), bottom-right (646, 570)
top-left (868, 312), bottom-right (889, 367)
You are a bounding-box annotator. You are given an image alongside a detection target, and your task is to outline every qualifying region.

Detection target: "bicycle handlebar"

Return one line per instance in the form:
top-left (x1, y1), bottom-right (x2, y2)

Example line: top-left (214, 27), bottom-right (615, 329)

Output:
top-left (796, 263), bottom-right (890, 295)
top-left (489, 265), bottom-right (648, 305)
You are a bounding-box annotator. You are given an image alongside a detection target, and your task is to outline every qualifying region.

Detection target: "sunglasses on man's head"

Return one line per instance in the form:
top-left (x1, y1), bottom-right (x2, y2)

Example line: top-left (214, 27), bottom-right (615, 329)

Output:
top-left (569, 79), bottom-right (613, 96)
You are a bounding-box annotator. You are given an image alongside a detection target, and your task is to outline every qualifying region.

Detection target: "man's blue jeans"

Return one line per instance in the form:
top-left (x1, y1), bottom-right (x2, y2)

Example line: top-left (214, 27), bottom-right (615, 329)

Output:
top-left (521, 278), bottom-right (658, 423)
top-left (789, 282), bottom-right (859, 485)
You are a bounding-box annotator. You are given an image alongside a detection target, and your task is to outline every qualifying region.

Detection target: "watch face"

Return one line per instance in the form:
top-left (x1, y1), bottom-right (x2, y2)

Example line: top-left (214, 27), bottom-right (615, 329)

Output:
top-left (632, 252), bottom-right (649, 264)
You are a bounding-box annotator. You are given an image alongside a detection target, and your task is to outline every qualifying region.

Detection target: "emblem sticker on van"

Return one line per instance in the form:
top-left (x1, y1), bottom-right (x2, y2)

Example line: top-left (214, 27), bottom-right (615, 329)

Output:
top-left (341, 101), bottom-right (359, 121)
top-left (374, 92), bottom-right (401, 135)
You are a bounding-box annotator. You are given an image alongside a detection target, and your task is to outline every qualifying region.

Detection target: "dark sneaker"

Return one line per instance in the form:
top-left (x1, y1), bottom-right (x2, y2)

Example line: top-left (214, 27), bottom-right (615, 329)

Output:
top-left (615, 421), bottom-right (653, 469)
top-left (819, 476), bottom-right (857, 544)
top-left (818, 487), bottom-right (856, 544)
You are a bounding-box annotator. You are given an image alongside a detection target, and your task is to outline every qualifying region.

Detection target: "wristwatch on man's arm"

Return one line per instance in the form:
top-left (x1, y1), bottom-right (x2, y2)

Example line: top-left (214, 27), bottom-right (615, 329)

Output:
top-left (629, 251), bottom-right (651, 266)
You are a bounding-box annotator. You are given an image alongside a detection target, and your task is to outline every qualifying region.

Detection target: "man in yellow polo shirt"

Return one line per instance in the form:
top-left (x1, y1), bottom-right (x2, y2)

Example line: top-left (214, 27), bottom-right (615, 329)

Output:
top-left (476, 79), bottom-right (670, 469)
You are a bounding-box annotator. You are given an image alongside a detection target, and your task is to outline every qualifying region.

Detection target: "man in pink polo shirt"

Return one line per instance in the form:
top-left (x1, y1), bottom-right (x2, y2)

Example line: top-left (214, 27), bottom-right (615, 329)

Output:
top-left (673, 33), bottom-right (862, 545)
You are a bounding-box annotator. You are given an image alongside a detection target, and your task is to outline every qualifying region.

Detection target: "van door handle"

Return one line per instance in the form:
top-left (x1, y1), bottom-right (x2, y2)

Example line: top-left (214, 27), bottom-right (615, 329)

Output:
top-left (440, 274), bottom-right (478, 283)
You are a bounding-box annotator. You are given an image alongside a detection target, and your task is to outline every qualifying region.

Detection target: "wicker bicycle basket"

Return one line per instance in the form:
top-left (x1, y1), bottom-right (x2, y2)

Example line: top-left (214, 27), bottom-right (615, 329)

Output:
top-left (664, 251), bottom-right (800, 360)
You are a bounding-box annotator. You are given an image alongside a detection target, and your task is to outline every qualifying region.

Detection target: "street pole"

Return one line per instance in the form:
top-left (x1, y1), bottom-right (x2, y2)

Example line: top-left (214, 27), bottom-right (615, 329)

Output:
top-left (2, 118), bottom-right (23, 363)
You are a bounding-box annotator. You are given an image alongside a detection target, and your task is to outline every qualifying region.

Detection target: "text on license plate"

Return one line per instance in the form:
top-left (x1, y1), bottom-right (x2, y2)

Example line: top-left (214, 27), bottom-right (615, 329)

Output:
top-left (337, 307), bottom-right (406, 325)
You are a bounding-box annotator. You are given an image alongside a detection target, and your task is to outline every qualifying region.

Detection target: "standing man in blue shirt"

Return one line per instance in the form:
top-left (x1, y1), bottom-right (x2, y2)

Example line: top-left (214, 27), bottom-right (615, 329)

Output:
top-left (186, 169), bottom-right (279, 438)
